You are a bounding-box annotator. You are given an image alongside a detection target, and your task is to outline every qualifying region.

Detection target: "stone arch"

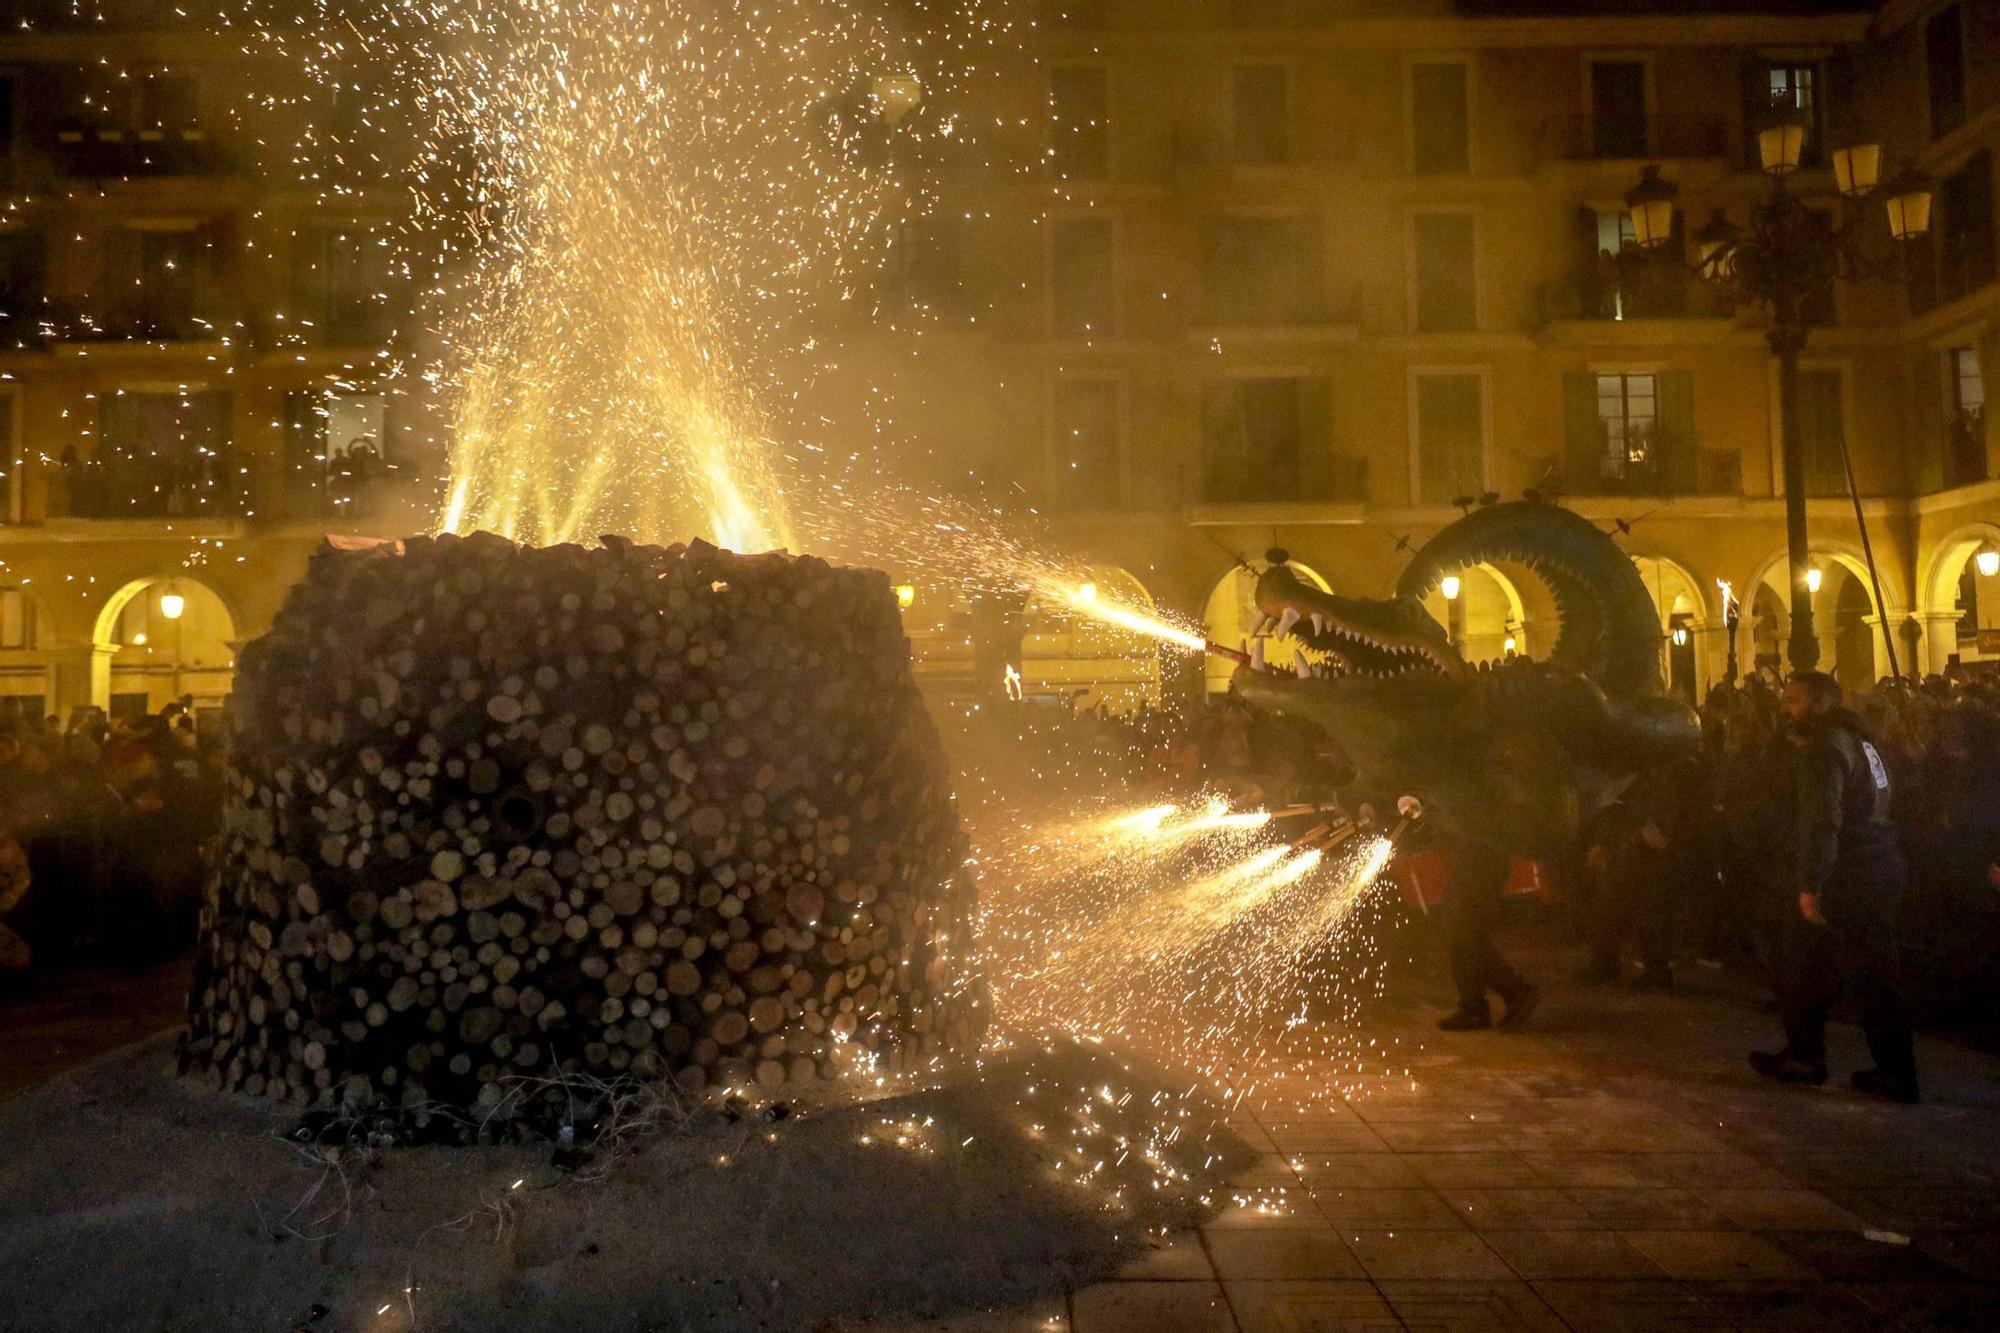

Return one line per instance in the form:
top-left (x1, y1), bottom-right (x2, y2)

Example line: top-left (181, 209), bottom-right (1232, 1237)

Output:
top-left (1748, 544), bottom-right (1888, 683)
top-left (1022, 565), bottom-right (1169, 710)
top-left (1917, 522), bottom-right (2000, 671)
top-left (1203, 560), bottom-right (1330, 694)
top-left (1631, 554), bottom-right (1712, 700)
top-left (93, 574), bottom-right (241, 715)
top-left (1418, 561), bottom-right (1533, 665)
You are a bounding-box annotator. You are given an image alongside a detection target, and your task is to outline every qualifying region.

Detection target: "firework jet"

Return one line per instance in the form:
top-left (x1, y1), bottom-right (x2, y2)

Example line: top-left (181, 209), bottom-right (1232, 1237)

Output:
top-left (284, 0), bottom-right (969, 551)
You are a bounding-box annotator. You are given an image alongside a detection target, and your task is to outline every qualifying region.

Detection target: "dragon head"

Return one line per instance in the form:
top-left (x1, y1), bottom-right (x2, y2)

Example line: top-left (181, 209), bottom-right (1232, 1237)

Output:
top-left (1226, 506), bottom-right (1701, 856)
top-left (1252, 560), bottom-right (1468, 683)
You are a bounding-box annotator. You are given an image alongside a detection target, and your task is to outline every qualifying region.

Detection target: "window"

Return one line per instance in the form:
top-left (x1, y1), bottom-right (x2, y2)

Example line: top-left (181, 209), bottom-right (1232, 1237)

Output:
top-left (1409, 63), bottom-right (1469, 175)
top-left (1796, 368), bottom-right (1847, 498)
top-left (1049, 379), bottom-right (1121, 508)
top-left (1590, 61), bottom-right (1648, 159)
top-left (1926, 4), bottom-right (1965, 139)
top-left (1938, 150), bottom-right (1996, 306)
top-left (1413, 374), bottom-right (1484, 505)
top-left (1766, 64), bottom-right (1821, 166)
top-left (1562, 370), bottom-right (1697, 494)
top-left (283, 390), bottom-right (392, 517)
top-left (293, 227), bottom-right (394, 344)
top-left (0, 589), bottom-right (38, 650)
top-left (1202, 215), bottom-right (1323, 324)
top-left (1049, 65), bottom-right (1110, 180)
top-left (1411, 212), bottom-right (1476, 332)
top-left (1598, 373), bottom-right (1658, 480)
top-left (1202, 377), bottom-right (1346, 502)
top-left (1945, 345), bottom-right (1987, 488)
top-left (90, 390), bottom-right (235, 518)
top-left (1049, 216), bottom-right (1115, 336)
top-left (138, 74), bottom-right (199, 133)
top-left (1231, 66), bottom-right (1289, 166)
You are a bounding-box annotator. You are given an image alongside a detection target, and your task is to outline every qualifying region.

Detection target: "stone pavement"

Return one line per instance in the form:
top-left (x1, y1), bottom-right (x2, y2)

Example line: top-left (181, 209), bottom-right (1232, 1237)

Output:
top-left (937, 942), bottom-right (2000, 1333)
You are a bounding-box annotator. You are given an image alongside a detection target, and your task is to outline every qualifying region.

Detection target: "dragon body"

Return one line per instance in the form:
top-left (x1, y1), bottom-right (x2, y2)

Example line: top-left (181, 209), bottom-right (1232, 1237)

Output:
top-left (1233, 501), bottom-right (1700, 859)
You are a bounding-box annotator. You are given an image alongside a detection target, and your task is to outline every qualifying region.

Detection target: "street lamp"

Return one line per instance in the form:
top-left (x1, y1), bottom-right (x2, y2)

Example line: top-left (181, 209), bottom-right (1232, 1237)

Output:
top-left (1805, 565), bottom-right (1823, 595)
top-left (1626, 107), bottom-right (1930, 677)
top-left (1439, 574), bottom-right (1462, 601)
top-left (158, 587), bottom-right (186, 620)
top-left (1977, 546), bottom-right (1999, 578)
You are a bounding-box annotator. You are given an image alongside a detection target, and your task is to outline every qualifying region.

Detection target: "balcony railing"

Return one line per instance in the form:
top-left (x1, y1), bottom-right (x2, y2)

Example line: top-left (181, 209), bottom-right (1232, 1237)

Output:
top-left (1540, 448), bottom-right (1741, 499)
top-left (48, 126), bottom-right (237, 178)
top-left (51, 449), bottom-right (245, 521)
top-left (1200, 454), bottom-right (1368, 505)
top-left (1535, 114), bottom-right (1730, 164)
top-left (1539, 250), bottom-right (1729, 323)
top-left (46, 286), bottom-right (239, 343)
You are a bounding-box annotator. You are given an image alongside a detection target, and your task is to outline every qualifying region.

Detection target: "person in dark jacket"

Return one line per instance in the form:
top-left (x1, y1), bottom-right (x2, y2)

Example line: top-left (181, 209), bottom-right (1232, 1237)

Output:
top-left (1750, 671), bottom-right (1918, 1103)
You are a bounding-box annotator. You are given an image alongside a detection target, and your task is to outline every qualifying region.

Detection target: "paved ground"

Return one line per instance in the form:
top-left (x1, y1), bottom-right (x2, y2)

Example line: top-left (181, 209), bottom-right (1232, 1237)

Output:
top-left (6, 938), bottom-right (2000, 1331)
top-left (1026, 935), bottom-right (2000, 1333)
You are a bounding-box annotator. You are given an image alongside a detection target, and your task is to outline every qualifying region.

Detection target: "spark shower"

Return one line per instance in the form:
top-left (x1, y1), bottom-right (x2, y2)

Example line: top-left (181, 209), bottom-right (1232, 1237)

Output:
top-left (275, 0), bottom-right (981, 552)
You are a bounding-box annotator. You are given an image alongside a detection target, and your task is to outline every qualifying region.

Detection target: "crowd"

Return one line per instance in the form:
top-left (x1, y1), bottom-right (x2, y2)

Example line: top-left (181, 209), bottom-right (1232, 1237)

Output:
top-left (0, 699), bottom-right (225, 973)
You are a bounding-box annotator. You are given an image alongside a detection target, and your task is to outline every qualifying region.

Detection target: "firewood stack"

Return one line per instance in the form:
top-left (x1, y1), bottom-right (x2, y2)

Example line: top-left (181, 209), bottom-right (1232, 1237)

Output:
top-left (178, 532), bottom-right (983, 1136)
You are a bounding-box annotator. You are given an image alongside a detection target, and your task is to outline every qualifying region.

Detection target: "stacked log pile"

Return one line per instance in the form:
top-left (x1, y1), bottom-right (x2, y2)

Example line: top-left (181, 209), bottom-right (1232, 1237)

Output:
top-left (178, 533), bottom-right (982, 1136)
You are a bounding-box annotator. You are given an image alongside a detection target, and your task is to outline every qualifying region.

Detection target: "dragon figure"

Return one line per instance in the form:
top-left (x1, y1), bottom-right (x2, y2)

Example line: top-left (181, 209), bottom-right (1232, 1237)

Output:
top-left (1233, 501), bottom-right (1701, 861)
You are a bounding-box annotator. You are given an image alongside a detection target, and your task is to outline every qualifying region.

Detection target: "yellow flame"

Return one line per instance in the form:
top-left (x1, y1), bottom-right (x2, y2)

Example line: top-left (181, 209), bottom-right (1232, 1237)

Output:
top-left (1045, 580), bottom-right (1206, 653)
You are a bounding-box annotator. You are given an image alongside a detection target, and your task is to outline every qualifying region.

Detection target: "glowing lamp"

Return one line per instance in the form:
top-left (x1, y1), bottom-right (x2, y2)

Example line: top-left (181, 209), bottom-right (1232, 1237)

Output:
top-left (1756, 112), bottom-right (1807, 176)
top-left (895, 583), bottom-right (916, 609)
top-left (1805, 567), bottom-right (1822, 595)
top-left (1694, 209), bottom-right (1741, 282)
top-left (1625, 165), bottom-right (1679, 250)
top-left (1672, 626), bottom-right (1690, 647)
top-left (159, 590), bottom-right (186, 620)
top-left (1884, 170), bottom-right (1934, 241)
top-left (1440, 575), bottom-right (1461, 601)
top-left (1977, 548), bottom-right (1999, 578)
top-left (1503, 635), bottom-right (1517, 654)
top-left (132, 631), bottom-right (149, 647)
top-left (1831, 142), bottom-right (1881, 197)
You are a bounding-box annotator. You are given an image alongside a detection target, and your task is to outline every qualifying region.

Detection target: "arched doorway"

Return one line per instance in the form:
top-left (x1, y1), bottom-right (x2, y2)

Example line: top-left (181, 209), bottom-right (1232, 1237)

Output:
top-left (95, 578), bottom-right (237, 719)
top-left (1919, 523), bottom-right (2000, 672)
top-left (1202, 560), bottom-right (1331, 694)
top-left (1631, 555), bottom-right (1710, 702)
top-left (1418, 562), bottom-right (1529, 665)
top-left (1750, 549), bottom-right (1883, 688)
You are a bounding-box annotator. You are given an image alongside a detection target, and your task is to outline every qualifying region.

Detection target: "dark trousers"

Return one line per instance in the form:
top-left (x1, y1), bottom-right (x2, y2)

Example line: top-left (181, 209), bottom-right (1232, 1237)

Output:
top-left (1444, 840), bottom-right (1528, 1013)
top-left (1777, 902), bottom-right (1916, 1083)
top-left (1590, 848), bottom-right (1672, 973)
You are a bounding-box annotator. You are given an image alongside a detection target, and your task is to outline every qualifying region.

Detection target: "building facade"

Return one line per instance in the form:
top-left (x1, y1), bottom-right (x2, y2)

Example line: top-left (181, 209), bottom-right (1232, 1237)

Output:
top-left (893, 0), bottom-right (2000, 706)
top-left (0, 0), bottom-right (1997, 719)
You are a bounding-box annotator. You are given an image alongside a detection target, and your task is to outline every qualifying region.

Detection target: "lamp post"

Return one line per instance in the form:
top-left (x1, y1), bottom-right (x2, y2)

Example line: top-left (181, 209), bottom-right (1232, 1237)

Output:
top-left (1626, 105), bottom-right (1931, 676)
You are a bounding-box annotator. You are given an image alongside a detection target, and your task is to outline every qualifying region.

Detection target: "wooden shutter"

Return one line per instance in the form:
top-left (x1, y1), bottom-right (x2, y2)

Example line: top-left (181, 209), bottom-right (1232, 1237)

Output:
top-left (1202, 381), bottom-right (1247, 503)
top-left (1562, 372), bottom-right (1601, 492)
top-left (1297, 376), bottom-right (1334, 501)
top-left (1657, 371), bottom-right (1697, 494)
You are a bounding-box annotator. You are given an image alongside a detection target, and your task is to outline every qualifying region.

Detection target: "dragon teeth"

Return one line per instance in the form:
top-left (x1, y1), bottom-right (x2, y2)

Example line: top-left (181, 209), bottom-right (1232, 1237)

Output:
top-left (1310, 613), bottom-right (1326, 638)
top-left (1276, 607), bottom-right (1301, 639)
top-left (1250, 638), bottom-right (1266, 671)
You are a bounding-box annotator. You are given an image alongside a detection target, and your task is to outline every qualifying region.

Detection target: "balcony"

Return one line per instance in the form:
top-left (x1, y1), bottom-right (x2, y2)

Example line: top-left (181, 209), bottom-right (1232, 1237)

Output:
top-left (1535, 114), bottom-right (1731, 166)
top-left (48, 126), bottom-right (238, 179)
top-left (1200, 454), bottom-right (1369, 506)
top-left (50, 449), bottom-right (246, 521)
top-left (47, 285), bottom-right (240, 344)
top-left (1538, 448), bottom-right (1742, 500)
top-left (1538, 250), bottom-right (1727, 325)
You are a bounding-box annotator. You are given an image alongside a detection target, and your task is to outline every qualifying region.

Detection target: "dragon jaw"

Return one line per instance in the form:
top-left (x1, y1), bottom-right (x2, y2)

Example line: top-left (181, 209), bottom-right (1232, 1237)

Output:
top-left (1253, 563), bottom-right (1470, 684)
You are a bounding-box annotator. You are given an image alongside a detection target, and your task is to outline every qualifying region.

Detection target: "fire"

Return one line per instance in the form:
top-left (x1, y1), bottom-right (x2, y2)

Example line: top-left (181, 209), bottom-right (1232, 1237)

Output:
top-left (1044, 578), bottom-right (1207, 653)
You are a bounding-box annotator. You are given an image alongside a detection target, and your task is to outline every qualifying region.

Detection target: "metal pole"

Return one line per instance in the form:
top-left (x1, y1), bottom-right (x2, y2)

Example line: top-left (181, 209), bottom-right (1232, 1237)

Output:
top-left (1772, 325), bottom-right (1819, 673)
top-left (1835, 426), bottom-right (1901, 680)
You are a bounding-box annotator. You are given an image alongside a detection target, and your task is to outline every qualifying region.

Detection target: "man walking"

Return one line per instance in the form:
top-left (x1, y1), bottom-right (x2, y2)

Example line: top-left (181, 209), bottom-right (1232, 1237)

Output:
top-left (1750, 672), bottom-right (1918, 1103)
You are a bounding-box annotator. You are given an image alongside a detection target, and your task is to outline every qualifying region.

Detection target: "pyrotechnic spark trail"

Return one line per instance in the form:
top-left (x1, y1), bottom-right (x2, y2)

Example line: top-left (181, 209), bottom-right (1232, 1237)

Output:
top-left (261, 0), bottom-right (996, 552)
top-left (974, 797), bottom-right (1406, 1113)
